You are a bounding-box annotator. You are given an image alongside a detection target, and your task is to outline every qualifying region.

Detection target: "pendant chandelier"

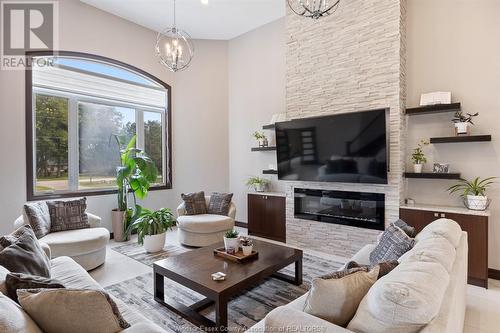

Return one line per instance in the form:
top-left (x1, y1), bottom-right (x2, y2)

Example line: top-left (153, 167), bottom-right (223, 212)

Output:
top-left (287, 0), bottom-right (340, 19)
top-left (155, 0), bottom-right (194, 72)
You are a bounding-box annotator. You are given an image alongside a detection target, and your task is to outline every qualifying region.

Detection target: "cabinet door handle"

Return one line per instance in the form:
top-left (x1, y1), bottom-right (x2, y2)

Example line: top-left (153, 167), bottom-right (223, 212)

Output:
top-left (440, 213), bottom-right (446, 218)
top-left (434, 213), bottom-right (439, 217)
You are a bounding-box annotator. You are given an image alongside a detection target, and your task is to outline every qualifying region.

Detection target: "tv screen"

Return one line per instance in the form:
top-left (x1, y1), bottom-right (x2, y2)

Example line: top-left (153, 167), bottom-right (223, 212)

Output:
top-left (276, 109), bottom-right (388, 184)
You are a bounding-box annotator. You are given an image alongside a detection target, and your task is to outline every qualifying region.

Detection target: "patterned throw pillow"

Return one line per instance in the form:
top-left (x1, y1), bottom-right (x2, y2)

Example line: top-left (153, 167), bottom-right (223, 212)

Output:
top-left (207, 193), bottom-right (233, 216)
top-left (369, 224), bottom-right (415, 265)
top-left (181, 191), bottom-right (207, 215)
top-left (393, 219), bottom-right (416, 238)
top-left (23, 202), bottom-right (51, 239)
top-left (47, 198), bottom-right (89, 233)
top-left (5, 273), bottom-right (65, 303)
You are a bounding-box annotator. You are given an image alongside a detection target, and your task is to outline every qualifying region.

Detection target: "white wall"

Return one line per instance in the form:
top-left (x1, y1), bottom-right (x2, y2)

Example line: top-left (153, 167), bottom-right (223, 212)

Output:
top-left (406, 0), bottom-right (500, 269)
top-left (0, 0), bottom-right (228, 235)
top-left (228, 19), bottom-right (286, 223)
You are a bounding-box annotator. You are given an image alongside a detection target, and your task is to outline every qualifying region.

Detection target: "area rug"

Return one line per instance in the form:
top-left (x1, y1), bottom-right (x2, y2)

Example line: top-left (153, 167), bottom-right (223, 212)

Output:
top-left (108, 242), bottom-right (345, 333)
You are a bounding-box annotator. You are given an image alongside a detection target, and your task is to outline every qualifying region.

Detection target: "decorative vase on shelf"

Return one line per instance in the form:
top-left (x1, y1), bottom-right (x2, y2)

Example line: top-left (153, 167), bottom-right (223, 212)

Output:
top-left (413, 163), bottom-right (423, 173)
top-left (454, 122), bottom-right (470, 136)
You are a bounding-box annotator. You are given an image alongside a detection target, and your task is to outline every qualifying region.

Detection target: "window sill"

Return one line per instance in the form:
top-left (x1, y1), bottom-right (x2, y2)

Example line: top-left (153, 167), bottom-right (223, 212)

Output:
top-left (27, 184), bottom-right (172, 202)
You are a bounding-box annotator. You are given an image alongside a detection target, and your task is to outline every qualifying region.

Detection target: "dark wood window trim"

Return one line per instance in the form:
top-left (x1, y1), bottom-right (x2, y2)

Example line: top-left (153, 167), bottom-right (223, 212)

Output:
top-left (25, 51), bottom-right (172, 201)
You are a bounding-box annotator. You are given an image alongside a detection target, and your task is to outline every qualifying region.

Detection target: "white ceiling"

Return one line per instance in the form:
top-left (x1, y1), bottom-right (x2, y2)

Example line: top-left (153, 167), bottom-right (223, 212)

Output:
top-left (80, 0), bottom-right (285, 40)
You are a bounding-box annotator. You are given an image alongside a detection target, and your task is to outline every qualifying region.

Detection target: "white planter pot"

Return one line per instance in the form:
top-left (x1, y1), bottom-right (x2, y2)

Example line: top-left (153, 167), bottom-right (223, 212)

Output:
top-left (223, 237), bottom-right (239, 252)
top-left (242, 245), bottom-right (253, 256)
top-left (466, 195), bottom-right (488, 211)
top-left (143, 232), bottom-right (166, 253)
top-left (413, 164), bottom-right (423, 173)
top-left (111, 209), bottom-right (127, 242)
top-left (254, 183), bottom-right (266, 192)
top-left (455, 122), bottom-right (470, 136)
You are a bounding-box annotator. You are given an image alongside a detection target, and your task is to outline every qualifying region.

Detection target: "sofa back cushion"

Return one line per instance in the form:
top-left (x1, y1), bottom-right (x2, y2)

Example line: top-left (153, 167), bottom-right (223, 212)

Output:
top-left (347, 261), bottom-right (450, 333)
top-left (415, 218), bottom-right (462, 248)
top-left (398, 236), bottom-right (457, 273)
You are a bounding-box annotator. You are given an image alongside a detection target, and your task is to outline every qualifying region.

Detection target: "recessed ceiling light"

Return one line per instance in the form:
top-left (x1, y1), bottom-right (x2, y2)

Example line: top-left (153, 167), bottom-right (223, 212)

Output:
top-left (201, 0), bottom-right (208, 4)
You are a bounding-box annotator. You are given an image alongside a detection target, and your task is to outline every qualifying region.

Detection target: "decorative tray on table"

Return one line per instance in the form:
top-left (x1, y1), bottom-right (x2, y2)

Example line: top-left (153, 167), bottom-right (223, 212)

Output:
top-left (213, 247), bottom-right (259, 263)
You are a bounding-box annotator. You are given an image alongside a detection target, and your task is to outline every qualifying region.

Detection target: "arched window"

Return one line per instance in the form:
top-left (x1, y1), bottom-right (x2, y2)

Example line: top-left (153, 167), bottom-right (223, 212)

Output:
top-left (26, 51), bottom-right (172, 200)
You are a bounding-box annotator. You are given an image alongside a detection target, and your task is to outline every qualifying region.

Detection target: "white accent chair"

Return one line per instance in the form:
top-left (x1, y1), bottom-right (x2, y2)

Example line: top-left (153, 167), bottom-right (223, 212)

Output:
top-left (14, 211), bottom-right (109, 271)
top-left (176, 196), bottom-right (236, 247)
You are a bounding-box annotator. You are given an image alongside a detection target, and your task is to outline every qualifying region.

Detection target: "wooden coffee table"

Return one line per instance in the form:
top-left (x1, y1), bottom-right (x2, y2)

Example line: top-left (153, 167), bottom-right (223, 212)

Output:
top-left (153, 239), bottom-right (303, 331)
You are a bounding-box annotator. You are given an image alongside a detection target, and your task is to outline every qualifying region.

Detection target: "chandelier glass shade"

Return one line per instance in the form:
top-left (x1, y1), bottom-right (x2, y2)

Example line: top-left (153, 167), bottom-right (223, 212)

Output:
top-left (287, 0), bottom-right (340, 19)
top-left (155, 0), bottom-right (194, 72)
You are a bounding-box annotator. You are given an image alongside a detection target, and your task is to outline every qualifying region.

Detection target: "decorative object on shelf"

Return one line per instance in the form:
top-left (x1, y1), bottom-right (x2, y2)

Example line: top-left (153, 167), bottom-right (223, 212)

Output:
top-left (252, 131), bottom-right (268, 147)
top-left (420, 92), bottom-right (452, 106)
top-left (433, 163), bottom-right (450, 174)
top-left (287, 0), bottom-right (340, 19)
top-left (240, 236), bottom-right (254, 256)
top-left (404, 198), bottom-right (415, 206)
top-left (246, 176), bottom-right (270, 192)
top-left (410, 140), bottom-right (429, 173)
top-left (447, 176), bottom-right (497, 211)
top-left (223, 229), bottom-right (239, 252)
top-left (112, 135), bottom-right (158, 242)
top-left (155, 0), bottom-right (194, 72)
top-left (452, 111), bottom-right (478, 136)
top-left (126, 207), bottom-right (176, 253)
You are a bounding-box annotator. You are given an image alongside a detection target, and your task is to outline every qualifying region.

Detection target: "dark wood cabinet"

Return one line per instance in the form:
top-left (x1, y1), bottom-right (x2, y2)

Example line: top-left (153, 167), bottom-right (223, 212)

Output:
top-left (248, 194), bottom-right (286, 242)
top-left (400, 207), bottom-right (489, 288)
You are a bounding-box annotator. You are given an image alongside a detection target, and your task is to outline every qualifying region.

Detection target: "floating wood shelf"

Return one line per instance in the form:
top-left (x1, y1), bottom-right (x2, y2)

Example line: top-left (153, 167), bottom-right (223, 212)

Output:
top-left (430, 135), bottom-right (492, 144)
top-left (262, 124), bottom-right (275, 130)
top-left (262, 169), bottom-right (278, 175)
top-left (251, 146), bottom-right (277, 152)
top-left (404, 172), bottom-right (461, 179)
top-left (406, 103), bottom-right (461, 115)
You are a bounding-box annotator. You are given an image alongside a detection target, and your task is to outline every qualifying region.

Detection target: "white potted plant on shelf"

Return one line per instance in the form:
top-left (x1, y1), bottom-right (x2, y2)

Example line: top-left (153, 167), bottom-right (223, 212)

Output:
top-left (410, 140), bottom-right (429, 173)
top-left (246, 176), bottom-right (270, 192)
top-left (239, 236), bottom-right (253, 256)
top-left (126, 207), bottom-right (176, 253)
top-left (224, 229), bottom-right (239, 252)
top-left (252, 131), bottom-right (268, 147)
top-left (447, 176), bottom-right (497, 211)
top-left (452, 111), bottom-right (478, 136)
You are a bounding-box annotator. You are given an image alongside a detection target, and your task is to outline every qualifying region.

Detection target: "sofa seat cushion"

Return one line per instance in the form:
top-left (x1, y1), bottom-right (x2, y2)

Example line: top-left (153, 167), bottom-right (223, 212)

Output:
top-left (40, 227), bottom-right (109, 257)
top-left (415, 218), bottom-right (462, 248)
top-left (398, 236), bottom-right (456, 273)
top-left (177, 214), bottom-right (234, 233)
top-left (347, 261), bottom-right (450, 333)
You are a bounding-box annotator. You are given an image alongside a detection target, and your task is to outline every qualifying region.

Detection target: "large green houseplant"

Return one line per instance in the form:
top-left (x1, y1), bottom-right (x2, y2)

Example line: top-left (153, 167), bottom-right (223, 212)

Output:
top-left (126, 207), bottom-right (176, 253)
top-left (111, 135), bottom-right (158, 241)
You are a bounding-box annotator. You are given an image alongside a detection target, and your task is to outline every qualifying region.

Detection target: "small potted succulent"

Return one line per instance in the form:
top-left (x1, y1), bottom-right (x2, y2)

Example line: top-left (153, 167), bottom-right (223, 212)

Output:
top-left (246, 176), bottom-right (270, 192)
top-left (447, 176), bottom-right (496, 211)
top-left (252, 131), bottom-right (268, 147)
top-left (223, 229), bottom-right (239, 252)
top-left (452, 111), bottom-right (479, 136)
top-left (239, 236), bottom-right (253, 256)
top-left (411, 140), bottom-right (429, 173)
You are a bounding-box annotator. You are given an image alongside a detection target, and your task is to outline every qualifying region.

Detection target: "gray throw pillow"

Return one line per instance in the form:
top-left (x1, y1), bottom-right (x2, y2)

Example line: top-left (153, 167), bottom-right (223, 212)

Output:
top-left (47, 198), bottom-right (89, 233)
top-left (0, 226), bottom-right (50, 278)
top-left (207, 193), bottom-right (233, 216)
top-left (393, 219), bottom-right (416, 238)
top-left (181, 191), bottom-right (207, 215)
top-left (0, 225), bottom-right (29, 249)
top-left (369, 224), bottom-right (415, 265)
top-left (23, 202), bottom-right (51, 239)
top-left (6, 273), bottom-right (64, 303)
top-left (345, 260), bottom-right (399, 279)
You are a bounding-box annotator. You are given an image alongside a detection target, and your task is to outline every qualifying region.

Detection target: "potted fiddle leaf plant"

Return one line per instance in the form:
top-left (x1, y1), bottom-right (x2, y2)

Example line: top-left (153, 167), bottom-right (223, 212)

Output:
top-left (223, 229), bottom-right (239, 253)
top-left (410, 140), bottom-right (429, 173)
top-left (126, 207), bottom-right (176, 253)
top-left (246, 176), bottom-right (270, 192)
top-left (112, 134), bottom-right (158, 242)
top-left (447, 176), bottom-right (496, 211)
top-left (452, 111), bottom-right (478, 136)
top-left (252, 131), bottom-right (268, 147)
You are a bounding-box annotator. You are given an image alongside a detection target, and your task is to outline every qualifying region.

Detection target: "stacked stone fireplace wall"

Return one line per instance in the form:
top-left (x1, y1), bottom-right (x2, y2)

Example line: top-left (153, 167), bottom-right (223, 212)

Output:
top-left (284, 0), bottom-right (407, 258)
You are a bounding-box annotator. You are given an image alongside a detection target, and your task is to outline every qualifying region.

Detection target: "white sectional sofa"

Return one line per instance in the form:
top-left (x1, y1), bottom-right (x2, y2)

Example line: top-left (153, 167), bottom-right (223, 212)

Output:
top-left (247, 218), bottom-right (468, 333)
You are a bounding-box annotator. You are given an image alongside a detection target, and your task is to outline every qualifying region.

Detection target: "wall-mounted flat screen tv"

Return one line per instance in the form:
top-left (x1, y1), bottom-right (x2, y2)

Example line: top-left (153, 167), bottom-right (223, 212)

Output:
top-left (276, 109), bottom-right (388, 184)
